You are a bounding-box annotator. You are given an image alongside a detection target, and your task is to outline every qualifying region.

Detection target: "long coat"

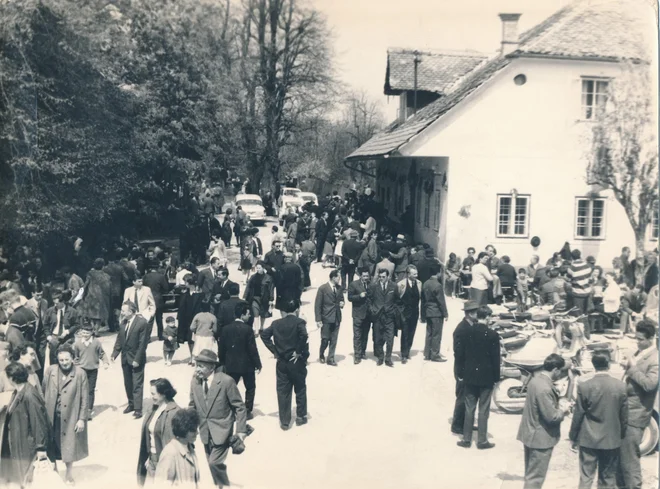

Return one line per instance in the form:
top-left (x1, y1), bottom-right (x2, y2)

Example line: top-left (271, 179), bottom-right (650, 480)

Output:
top-left (137, 400), bottom-right (180, 486)
top-left (0, 384), bottom-right (50, 486)
top-left (243, 273), bottom-right (274, 314)
top-left (177, 292), bottom-right (205, 343)
top-left (80, 269), bottom-right (112, 324)
top-left (42, 365), bottom-right (89, 463)
top-left (275, 263), bottom-right (303, 309)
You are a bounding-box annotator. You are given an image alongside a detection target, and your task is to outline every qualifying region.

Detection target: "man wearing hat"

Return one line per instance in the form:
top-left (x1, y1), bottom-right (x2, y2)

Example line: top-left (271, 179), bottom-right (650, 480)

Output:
top-left (45, 289), bottom-right (80, 366)
top-left (450, 300), bottom-right (480, 435)
top-left (189, 348), bottom-right (248, 488)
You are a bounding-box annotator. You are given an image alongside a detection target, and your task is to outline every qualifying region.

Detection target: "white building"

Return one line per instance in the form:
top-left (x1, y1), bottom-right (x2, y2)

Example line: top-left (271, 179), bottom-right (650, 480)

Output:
top-left (346, 0), bottom-right (658, 267)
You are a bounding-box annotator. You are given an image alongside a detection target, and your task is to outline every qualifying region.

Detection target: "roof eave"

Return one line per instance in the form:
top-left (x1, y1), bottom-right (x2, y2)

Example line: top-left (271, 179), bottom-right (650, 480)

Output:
top-left (511, 52), bottom-right (649, 64)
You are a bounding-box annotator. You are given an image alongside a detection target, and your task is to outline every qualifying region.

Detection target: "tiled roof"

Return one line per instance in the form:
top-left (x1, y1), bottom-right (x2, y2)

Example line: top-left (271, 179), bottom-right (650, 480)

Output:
top-left (384, 49), bottom-right (488, 95)
top-left (347, 0), bottom-right (653, 161)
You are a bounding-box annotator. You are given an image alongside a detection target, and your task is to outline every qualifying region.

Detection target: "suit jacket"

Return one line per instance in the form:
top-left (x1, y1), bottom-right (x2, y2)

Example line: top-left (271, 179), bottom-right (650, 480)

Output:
top-left (216, 297), bottom-right (248, 331)
top-left (455, 322), bottom-right (500, 387)
top-left (218, 320), bottom-right (262, 372)
top-left (213, 279), bottom-right (238, 302)
top-left (44, 306), bottom-right (80, 342)
top-left (569, 372), bottom-right (628, 449)
top-left (189, 369), bottom-right (247, 446)
top-left (111, 314), bottom-right (151, 367)
top-left (421, 276), bottom-right (448, 320)
top-left (417, 257), bottom-right (439, 284)
top-left (517, 373), bottom-right (565, 449)
top-left (624, 346), bottom-right (659, 428)
top-left (314, 283), bottom-right (343, 325)
top-left (123, 286), bottom-right (156, 322)
top-left (315, 218), bottom-right (328, 242)
top-left (198, 268), bottom-right (219, 301)
top-left (26, 298), bottom-right (48, 328)
top-left (347, 279), bottom-right (370, 320)
top-left (397, 278), bottom-right (422, 313)
top-left (367, 280), bottom-right (399, 322)
top-left (143, 271), bottom-right (170, 309)
top-left (342, 239), bottom-right (363, 264)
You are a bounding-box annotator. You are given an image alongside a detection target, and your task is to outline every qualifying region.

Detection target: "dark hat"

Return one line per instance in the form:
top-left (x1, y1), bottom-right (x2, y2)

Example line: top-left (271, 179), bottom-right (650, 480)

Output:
top-left (195, 349), bottom-right (220, 364)
top-left (463, 300), bottom-right (480, 312)
top-left (165, 316), bottom-right (176, 324)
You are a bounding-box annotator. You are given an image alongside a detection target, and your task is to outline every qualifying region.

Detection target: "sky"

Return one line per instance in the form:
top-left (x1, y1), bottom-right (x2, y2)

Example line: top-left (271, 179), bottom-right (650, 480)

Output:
top-left (312, 0), bottom-right (571, 120)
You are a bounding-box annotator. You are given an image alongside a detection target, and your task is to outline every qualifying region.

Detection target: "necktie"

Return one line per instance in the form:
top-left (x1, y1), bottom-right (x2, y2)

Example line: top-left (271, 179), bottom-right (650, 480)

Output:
top-left (124, 319), bottom-right (131, 337)
top-left (203, 379), bottom-right (209, 397)
top-left (56, 309), bottom-right (63, 336)
top-left (134, 288), bottom-right (140, 312)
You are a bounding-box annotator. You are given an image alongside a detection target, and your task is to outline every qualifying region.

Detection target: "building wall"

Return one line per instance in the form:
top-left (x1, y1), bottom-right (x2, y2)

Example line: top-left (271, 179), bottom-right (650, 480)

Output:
top-left (406, 57), bottom-right (657, 267)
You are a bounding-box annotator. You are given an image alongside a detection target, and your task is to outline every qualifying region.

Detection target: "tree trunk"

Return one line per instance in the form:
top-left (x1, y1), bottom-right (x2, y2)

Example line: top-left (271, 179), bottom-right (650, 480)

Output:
top-left (634, 228), bottom-right (647, 286)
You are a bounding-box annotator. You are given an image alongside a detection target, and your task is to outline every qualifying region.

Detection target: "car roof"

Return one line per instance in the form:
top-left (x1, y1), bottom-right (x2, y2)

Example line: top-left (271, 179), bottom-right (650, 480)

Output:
top-left (299, 192), bottom-right (316, 196)
top-left (236, 194), bottom-right (262, 201)
top-left (283, 188), bottom-right (301, 192)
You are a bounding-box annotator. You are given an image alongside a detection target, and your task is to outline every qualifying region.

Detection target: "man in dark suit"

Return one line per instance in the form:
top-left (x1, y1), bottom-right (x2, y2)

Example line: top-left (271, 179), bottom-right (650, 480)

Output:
top-left (456, 305), bottom-right (500, 449)
top-left (347, 268), bottom-right (371, 364)
top-left (213, 267), bottom-right (239, 303)
top-left (261, 299), bottom-right (310, 430)
top-left (218, 302), bottom-right (262, 420)
top-left (143, 264), bottom-right (170, 340)
top-left (189, 349), bottom-right (247, 488)
top-left (216, 284), bottom-right (247, 331)
top-left (111, 300), bottom-right (151, 418)
top-left (396, 264), bottom-right (422, 364)
top-left (617, 320), bottom-right (658, 489)
top-left (263, 240), bottom-right (285, 278)
top-left (451, 300), bottom-right (479, 434)
top-left (103, 257), bottom-right (127, 332)
top-left (198, 257), bottom-right (222, 302)
top-left (368, 268), bottom-right (399, 367)
top-left (569, 350), bottom-right (628, 489)
top-left (421, 265), bottom-right (448, 362)
top-left (276, 253), bottom-right (303, 315)
top-left (315, 212), bottom-right (329, 262)
top-left (44, 290), bottom-right (80, 365)
top-left (341, 230), bottom-right (363, 290)
top-left (416, 248), bottom-right (440, 284)
top-left (314, 270), bottom-right (344, 366)
top-left (517, 354), bottom-right (571, 488)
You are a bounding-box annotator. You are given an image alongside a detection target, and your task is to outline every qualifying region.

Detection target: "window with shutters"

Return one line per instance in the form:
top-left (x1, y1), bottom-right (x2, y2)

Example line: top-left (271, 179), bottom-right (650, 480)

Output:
top-left (433, 188), bottom-right (441, 231)
top-left (575, 198), bottom-right (606, 239)
top-left (581, 78), bottom-right (609, 120)
top-left (496, 193), bottom-right (530, 238)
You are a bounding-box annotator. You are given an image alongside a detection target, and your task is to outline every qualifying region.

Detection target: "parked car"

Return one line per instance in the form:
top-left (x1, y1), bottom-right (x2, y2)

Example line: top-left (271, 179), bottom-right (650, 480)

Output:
top-left (233, 194), bottom-right (267, 224)
top-left (278, 187), bottom-right (304, 218)
top-left (299, 192), bottom-right (318, 206)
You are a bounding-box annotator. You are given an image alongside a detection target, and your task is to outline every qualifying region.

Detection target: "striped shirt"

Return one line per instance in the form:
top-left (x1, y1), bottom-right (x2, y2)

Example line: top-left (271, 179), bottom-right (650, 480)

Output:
top-left (567, 259), bottom-right (591, 297)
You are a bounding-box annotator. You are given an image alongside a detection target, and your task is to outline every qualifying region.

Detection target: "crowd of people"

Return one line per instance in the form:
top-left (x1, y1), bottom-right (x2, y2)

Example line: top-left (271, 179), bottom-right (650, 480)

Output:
top-left (0, 182), bottom-right (657, 489)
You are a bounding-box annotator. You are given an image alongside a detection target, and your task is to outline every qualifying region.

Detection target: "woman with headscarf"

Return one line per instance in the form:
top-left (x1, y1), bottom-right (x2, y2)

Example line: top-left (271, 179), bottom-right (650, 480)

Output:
top-left (80, 258), bottom-right (112, 332)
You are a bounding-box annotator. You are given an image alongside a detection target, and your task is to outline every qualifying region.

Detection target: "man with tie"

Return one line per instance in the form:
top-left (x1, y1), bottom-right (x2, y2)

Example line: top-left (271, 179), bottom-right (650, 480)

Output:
top-left (314, 270), bottom-right (344, 366)
top-left (111, 300), bottom-right (151, 419)
top-left (368, 268), bottom-right (399, 367)
top-left (27, 286), bottom-right (49, 378)
top-left (198, 257), bottom-right (222, 302)
top-left (347, 268), bottom-right (372, 364)
top-left (617, 320), bottom-right (658, 489)
top-left (396, 265), bottom-right (422, 364)
top-left (189, 349), bottom-right (247, 488)
top-left (421, 265), bottom-right (449, 362)
top-left (45, 290), bottom-right (80, 365)
top-left (213, 267), bottom-right (238, 303)
top-left (122, 274), bottom-right (156, 324)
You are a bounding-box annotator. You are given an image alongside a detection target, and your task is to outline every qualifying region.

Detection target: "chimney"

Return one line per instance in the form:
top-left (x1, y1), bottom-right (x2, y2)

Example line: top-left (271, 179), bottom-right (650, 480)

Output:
top-left (498, 13), bottom-right (522, 56)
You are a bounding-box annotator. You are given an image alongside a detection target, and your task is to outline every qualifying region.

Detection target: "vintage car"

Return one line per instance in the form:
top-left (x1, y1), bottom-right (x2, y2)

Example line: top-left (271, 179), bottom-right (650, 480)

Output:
top-left (299, 191), bottom-right (318, 206)
top-left (234, 194), bottom-right (267, 224)
top-left (278, 187), bottom-right (304, 218)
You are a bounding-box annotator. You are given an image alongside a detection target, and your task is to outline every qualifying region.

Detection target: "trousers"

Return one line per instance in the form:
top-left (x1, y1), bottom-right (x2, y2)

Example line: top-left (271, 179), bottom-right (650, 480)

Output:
top-left (152, 307), bottom-right (164, 339)
top-left (463, 384), bottom-right (493, 444)
top-left (616, 425), bottom-right (644, 489)
top-left (121, 362), bottom-right (144, 411)
top-left (228, 371), bottom-right (256, 413)
top-left (320, 322), bottom-right (340, 361)
top-left (276, 360), bottom-right (307, 427)
top-left (83, 368), bottom-right (98, 411)
top-left (341, 263), bottom-right (356, 290)
top-left (204, 441), bottom-right (230, 487)
top-left (373, 317), bottom-right (394, 361)
top-left (578, 447), bottom-right (619, 489)
top-left (400, 310), bottom-right (419, 359)
top-left (424, 317), bottom-right (444, 358)
top-left (352, 316), bottom-right (371, 357)
top-left (451, 378), bottom-right (466, 433)
top-left (523, 446), bottom-right (554, 489)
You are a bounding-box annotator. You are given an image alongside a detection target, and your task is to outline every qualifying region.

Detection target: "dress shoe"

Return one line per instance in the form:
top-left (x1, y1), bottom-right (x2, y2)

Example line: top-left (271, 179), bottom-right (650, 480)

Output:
top-left (295, 416), bottom-right (308, 426)
top-left (451, 428), bottom-right (463, 435)
top-left (354, 358), bottom-right (361, 365)
top-left (385, 360), bottom-right (394, 367)
top-left (247, 411), bottom-right (254, 420)
top-left (477, 442), bottom-right (496, 450)
top-left (319, 356), bottom-right (326, 364)
top-left (456, 441), bottom-right (471, 448)
top-left (133, 411), bottom-right (143, 419)
top-left (361, 352), bottom-right (367, 360)
top-left (424, 355), bottom-right (430, 361)
top-left (123, 406), bottom-right (135, 414)
top-left (431, 355), bottom-right (447, 362)
top-left (377, 359), bottom-right (384, 366)
top-left (401, 357), bottom-right (408, 364)
top-left (327, 360), bottom-right (338, 366)
top-left (280, 423), bottom-right (290, 431)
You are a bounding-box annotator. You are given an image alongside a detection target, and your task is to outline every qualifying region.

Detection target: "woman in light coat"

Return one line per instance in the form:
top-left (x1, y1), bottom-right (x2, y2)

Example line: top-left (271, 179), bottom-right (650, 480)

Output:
top-left (43, 344), bottom-right (89, 485)
top-left (155, 408), bottom-right (201, 489)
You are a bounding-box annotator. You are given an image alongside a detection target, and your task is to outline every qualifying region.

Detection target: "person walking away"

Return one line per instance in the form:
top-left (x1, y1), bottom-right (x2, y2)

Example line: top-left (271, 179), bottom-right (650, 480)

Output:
top-left (144, 264), bottom-right (170, 341)
top-left (275, 253), bottom-right (303, 317)
top-left (397, 265), bottom-right (421, 364)
top-left (517, 354), bottom-right (571, 489)
top-left (347, 268), bottom-right (371, 364)
top-left (421, 265), bottom-right (448, 362)
top-left (137, 378), bottom-right (180, 487)
top-left (188, 349), bottom-right (247, 488)
top-left (154, 408), bottom-right (202, 489)
top-left (177, 276), bottom-right (205, 365)
top-left (191, 301), bottom-right (218, 357)
top-left (218, 303), bottom-right (262, 420)
top-left (341, 230), bottom-right (363, 291)
top-left (470, 252), bottom-right (493, 306)
top-left (569, 350), bottom-right (628, 489)
top-left (260, 299), bottom-right (309, 430)
top-left (0, 362), bottom-right (49, 488)
top-left (111, 300), bottom-right (151, 419)
top-left (416, 248), bottom-right (440, 285)
top-left (567, 249), bottom-right (592, 315)
top-left (73, 320), bottom-right (109, 420)
top-left (243, 262), bottom-right (274, 337)
top-left (314, 270), bottom-right (344, 366)
top-left (456, 306), bottom-right (500, 449)
top-left (43, 344), bottom-right (89, 485)
top-left (163, 316), bottom-right (179, 366)
top-left (616, 320), bottom-right (658, 489)
top-left (368, 268), bottom-right (399, 367)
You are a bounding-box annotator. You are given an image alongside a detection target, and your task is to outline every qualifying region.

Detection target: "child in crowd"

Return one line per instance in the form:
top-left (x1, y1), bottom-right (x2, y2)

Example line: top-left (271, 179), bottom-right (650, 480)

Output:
top-left (163, 315), bottom-right (179, 366)
top-left (73, 319), bottom-right (109, 420)
top-left (516, 268), bottom-right (529, 312)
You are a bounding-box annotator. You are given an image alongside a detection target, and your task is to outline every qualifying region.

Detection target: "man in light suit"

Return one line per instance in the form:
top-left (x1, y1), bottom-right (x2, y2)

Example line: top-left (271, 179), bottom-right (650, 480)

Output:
top-left (421, 265), bottom-right (449, 362)
top-left (347, 268), bottom-right (371, 364)
top-left (189, 349), bottom-right (247, 488)
top-left (517, 354), bottom-right (571, 488)
top-left (617, 320), bottom-right (658, 489)
top-left (569, 350), bottom-right (628, 489)
top-left (122, 274), bottom-right (156, 323)
top-left (397, 264), bottom-right (422, 364)
top-left (368, 268), bottom-right (399, 367)
top-left (111, 300), bottom-right (151, 418)
top-left (314, 270), bottom-right (344, 366)
top-left (198, 257), bottom-right (222, 302)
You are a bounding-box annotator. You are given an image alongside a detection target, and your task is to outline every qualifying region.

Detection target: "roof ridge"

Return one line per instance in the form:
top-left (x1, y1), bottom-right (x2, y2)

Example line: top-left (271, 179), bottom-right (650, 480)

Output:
top-left (387, 47), bottom-right (489, 58)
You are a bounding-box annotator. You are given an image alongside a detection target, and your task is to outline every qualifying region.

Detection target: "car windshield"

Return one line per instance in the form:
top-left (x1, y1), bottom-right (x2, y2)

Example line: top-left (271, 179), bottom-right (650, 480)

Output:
top-left (283, 189), bottom-right (300, 196)
top-left (237, 199), bottom-right (262, 206)
top-left (301, 195), bottom-right (315, 201)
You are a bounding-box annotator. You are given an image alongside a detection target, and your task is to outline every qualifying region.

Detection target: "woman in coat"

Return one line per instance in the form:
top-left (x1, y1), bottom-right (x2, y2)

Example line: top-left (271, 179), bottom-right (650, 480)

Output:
top-left (176, 276), bottom-right (205, 365)
top-left (42, 344), bottom-right (89, 485)
top-left (0, 362), bottom-right (49, 489)
top-left (80, 258), bottom-right (112, 331)
top-left (155, 408), bottom-right (201, 489)
top-left (244, 261), bottom-right (274, 336)
top-left (137, 378), bottom-right (181, 486)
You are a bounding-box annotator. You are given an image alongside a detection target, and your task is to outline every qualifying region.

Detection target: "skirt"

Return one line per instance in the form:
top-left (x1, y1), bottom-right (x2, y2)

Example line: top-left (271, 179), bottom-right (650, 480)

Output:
top-left (323, 242), bottom-right (334, 257)
top-left (192, 335), bottom-right (217, 356)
